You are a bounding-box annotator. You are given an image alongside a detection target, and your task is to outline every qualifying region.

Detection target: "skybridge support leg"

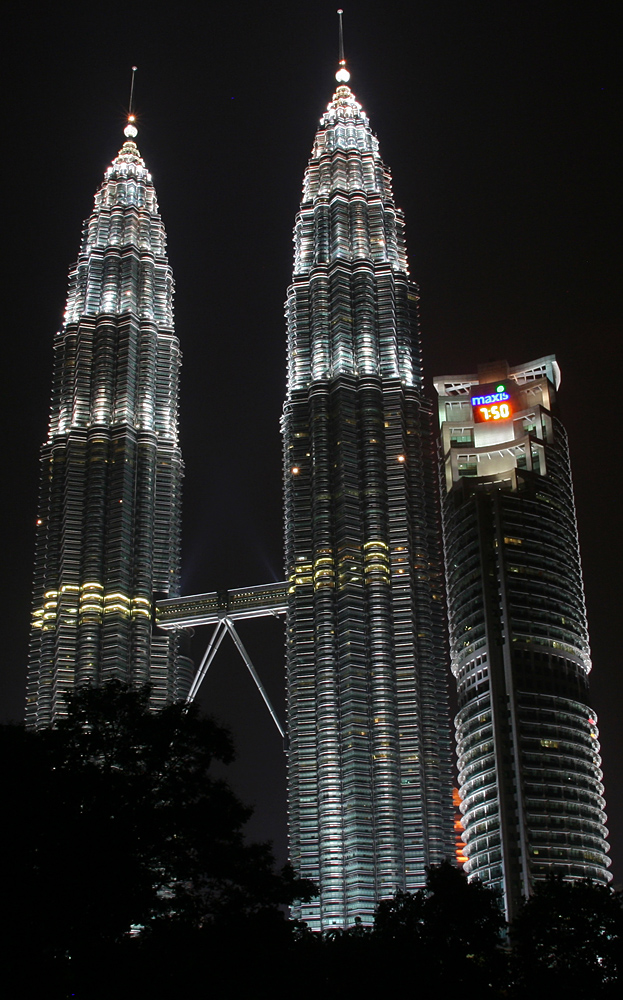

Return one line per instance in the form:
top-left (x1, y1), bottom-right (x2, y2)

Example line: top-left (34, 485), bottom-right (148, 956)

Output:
top-left (187, 620), bottom-right (228, 703)
top-left (223, 618), bottom-right (285, 739)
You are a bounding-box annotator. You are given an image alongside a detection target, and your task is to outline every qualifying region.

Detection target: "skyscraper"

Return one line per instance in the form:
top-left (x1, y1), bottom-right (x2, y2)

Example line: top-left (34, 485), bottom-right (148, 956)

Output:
top-left (435, 357), bottom-right (611, 920)
top-left (27, 116), bottom-right (192, 728)
top-left (283, 59), bottom-right (454, 929)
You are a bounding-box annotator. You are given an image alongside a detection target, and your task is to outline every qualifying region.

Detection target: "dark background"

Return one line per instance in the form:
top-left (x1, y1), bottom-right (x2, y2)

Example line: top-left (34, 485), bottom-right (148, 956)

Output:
top-left (2, 0), bottom-right (621, 885)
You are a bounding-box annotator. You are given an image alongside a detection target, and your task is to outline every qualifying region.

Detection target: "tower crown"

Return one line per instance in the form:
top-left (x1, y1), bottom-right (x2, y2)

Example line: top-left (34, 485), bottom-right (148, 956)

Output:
top-left (311, 84), bottom-right (376, 158)
top-left (326, 84), bottom-right (363, 119)
top-left (64, 139), bottom-right (169, 331)
top-left (93, 140), bottom-right (157, 215)
top-left (289, 71), bottom-right (414, 389)
top-left (105, 140), bottom-right (151, 182)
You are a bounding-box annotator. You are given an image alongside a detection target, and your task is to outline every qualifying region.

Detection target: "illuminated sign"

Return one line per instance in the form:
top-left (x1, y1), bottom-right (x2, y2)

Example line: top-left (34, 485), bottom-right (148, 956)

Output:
top-left (471, 382), bottom-right (514, 423)
top-left (474, 401), bottom-right (512, 422)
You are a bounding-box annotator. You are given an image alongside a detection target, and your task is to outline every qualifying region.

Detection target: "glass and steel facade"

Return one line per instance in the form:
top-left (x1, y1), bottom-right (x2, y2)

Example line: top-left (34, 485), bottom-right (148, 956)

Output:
top-left (435, 357), bottom-right (611, 920)
top-left (27, 133), bottom-right (192, 727)
top-left (283, 75), bottom-right (454, 929)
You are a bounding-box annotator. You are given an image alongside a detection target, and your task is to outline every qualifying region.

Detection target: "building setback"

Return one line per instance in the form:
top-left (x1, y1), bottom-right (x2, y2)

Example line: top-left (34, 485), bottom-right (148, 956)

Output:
top-left (27, 119), bottom-right (192, 727)
top-left (435, 357), bottom-right (611, 920)
top-left (283, 61), bottom-right (454, 929)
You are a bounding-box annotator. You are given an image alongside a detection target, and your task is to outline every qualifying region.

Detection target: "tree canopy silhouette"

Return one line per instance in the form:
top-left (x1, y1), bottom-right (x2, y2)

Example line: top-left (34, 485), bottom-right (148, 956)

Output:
top-left (1, 683), bottom-right (314, 995)
top-left (373, 861), bottom-right (506, 993)
top-left (511, 874), bottom-right (623, 998)
top-left (4, 685), bottom-right (621, 999)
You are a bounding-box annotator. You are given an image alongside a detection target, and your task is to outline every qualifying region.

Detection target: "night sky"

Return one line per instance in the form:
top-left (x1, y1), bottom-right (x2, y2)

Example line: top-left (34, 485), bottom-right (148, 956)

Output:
top-left (3, 1), bottom-right (621, 885)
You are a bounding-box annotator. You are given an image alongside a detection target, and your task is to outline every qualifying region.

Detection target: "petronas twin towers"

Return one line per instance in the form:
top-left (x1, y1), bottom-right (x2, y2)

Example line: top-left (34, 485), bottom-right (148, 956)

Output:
top-left (283, 78), bottom-right (453, 924)
top-left (28, 130), bottom-right (193, 728)
top-left (27, 41), bottom-right (610, 928)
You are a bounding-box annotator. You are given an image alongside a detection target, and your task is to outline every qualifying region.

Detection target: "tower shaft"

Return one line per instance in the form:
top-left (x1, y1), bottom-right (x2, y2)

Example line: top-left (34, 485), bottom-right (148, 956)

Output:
top-left (284, 82), bottom-right (453, 929)
top-left (435, 357), bottom-right (611, 919)
top-left (28, 139), bottom-right (192, 727)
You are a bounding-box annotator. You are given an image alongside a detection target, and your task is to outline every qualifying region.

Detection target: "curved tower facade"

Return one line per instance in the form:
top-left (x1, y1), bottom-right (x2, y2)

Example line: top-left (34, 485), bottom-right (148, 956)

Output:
top-left (27, 124), bottom-right (192, 727)
top-left (283, 69), bottom-right (454, 929)
top-left (435, 357), bottom-right (611, 920)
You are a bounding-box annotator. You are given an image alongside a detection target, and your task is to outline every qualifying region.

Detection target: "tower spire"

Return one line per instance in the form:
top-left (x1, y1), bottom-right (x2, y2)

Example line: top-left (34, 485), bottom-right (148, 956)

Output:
top-left (124, 66), bottom-right (138, 139)
top-left (336, 9), bottom-right (350, 83)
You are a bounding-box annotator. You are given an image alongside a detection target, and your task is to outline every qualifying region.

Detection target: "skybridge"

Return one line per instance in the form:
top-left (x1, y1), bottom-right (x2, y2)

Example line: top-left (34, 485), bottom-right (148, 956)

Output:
top-left (155, 581), bottom-right (288, 739)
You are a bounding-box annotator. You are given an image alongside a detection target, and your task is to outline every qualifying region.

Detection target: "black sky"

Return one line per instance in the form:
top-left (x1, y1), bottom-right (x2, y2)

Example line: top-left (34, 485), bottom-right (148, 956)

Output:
top-left (2, 0), bottom-right (621, 884)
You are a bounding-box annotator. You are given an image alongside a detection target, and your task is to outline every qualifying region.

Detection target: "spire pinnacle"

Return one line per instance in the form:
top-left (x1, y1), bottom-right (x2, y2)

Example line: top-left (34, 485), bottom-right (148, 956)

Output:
top-left (124, 66), bottom-right (139, 139)
top-left (336, 9), bottom-right (350, 83)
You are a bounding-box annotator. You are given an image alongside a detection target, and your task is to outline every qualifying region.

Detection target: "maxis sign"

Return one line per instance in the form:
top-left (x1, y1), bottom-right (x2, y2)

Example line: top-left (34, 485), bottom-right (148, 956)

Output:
top-left (471, 382), bottom-right (513, 423)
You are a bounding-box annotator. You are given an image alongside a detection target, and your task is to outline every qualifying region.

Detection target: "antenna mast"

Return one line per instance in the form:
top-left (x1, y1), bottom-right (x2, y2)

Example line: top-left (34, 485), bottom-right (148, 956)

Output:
top-left (336, 10), bottom-right (350, 83)
top-left (128, 66), bottom-right (138, 115)
top-left (124, 66), bottom-right (139, 138)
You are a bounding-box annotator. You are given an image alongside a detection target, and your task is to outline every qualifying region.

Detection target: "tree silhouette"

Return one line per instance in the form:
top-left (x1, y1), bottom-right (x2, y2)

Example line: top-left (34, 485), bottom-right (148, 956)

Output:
top-left (373, 861), bottom-right (506, 993)
top-left (1, 683), bottom-right (314, 996)
top-left (6, 686), bottom-right (620, 999)
top-left (511, 874), bottom-right (623, 998)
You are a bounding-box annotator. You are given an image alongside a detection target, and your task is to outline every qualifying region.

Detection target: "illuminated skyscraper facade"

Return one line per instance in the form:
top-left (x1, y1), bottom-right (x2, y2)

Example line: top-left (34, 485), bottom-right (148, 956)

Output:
top-left (283, 68), bottom-right (454, 929)
top-left (435, 357), bottom-right (611, 920)
top-left (27, 124), bottom-right (192, 727)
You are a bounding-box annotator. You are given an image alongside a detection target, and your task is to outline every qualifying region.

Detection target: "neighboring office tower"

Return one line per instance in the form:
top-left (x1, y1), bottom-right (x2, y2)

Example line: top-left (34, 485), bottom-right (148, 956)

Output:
top-left (283, 59), bottom-right (454, 930)
top-left (435, 357), bottom-right (611, 920)
top-left (27, 116), bottom-right (192, 728)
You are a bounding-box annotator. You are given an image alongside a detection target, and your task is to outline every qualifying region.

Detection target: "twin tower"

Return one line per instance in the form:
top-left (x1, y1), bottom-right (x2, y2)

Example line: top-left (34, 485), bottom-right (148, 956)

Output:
top-left (27, 57), bottom-right (611, 927)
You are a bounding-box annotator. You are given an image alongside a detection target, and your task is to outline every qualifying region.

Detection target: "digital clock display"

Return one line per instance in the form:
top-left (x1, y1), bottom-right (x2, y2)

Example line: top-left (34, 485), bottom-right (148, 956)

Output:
top-left (474, 402), bottom-right (512, 422)
top-left (471, 383), bottom-right (514, 423)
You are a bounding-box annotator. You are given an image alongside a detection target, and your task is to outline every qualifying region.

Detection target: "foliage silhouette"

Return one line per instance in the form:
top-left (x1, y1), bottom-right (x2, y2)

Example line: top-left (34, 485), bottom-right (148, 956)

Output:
top-left (373, 861), bottom-right (507, 994)
top-left (1, 683), bottom-right (314, 996)
top-left (4, 686), bottom-right (621, 999)
top-left (511, 874), bottom-right (623, 998)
